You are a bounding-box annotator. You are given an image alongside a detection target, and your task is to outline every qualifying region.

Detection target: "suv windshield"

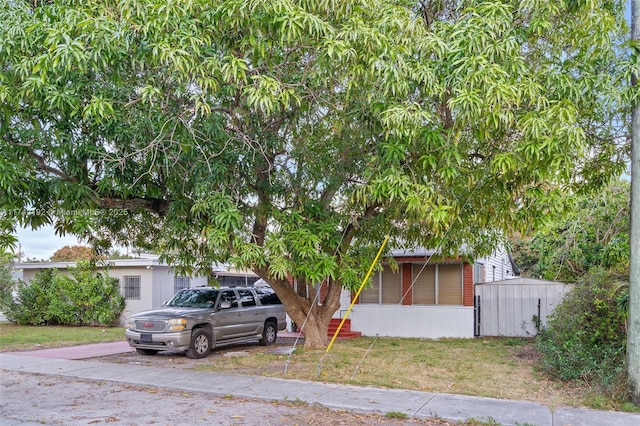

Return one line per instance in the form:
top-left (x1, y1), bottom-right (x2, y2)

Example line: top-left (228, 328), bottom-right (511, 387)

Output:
top-left (167, 289), bottom-right (219, 308)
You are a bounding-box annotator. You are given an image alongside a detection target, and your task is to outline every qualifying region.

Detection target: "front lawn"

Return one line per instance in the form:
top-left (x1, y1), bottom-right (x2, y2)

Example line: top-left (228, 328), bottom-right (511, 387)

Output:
top-left (1, 322), bottom-right (637, 412)
top-left (0, 322), bottom-right (125, 351)
top-left (194, 336), bottom-right (637, 412)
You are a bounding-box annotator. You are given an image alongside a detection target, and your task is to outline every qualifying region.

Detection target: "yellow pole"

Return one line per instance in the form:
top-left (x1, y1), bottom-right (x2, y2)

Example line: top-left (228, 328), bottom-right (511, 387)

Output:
top-left (325, 235), bottom-right (390, 354)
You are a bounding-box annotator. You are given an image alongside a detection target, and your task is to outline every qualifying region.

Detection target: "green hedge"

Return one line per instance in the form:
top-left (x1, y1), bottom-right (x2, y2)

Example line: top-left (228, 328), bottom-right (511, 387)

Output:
top-left (1, 263), bottom-right (125, 326)
top-left (536, 268), bottom-right (628, 396)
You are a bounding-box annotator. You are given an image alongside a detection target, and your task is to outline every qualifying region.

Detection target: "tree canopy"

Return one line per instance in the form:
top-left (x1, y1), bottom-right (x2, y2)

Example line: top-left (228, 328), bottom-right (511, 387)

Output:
top-left (0, 0), bottom-right (633, 346)
top-left (51, 245), bottom-right (95, 262)
top-left (511, 179), bottom-right (631, 282)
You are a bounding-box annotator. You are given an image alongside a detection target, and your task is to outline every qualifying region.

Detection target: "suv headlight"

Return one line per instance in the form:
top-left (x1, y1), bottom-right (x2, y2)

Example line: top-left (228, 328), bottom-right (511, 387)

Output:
top-left (167, 318), bottom-right (187, 331)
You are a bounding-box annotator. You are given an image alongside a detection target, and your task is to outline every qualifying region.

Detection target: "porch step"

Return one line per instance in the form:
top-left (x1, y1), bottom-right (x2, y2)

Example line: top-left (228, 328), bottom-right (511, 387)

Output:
top-left (284, 318), bottom-right (362, 340)
top-left (330, 330), bottom-right (362, 339)
top-left (327, 318), bottom-right (361, 339)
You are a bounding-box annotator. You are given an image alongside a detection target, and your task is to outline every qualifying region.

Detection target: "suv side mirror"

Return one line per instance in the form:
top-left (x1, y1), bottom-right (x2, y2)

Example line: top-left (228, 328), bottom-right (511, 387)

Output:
top-left (219, 301), bottom-right (231, 309)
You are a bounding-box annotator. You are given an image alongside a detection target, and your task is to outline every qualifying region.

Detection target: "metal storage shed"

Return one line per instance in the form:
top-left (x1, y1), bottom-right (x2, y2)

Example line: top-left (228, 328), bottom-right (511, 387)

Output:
top-left (474, 278), bottom-right (572, 337)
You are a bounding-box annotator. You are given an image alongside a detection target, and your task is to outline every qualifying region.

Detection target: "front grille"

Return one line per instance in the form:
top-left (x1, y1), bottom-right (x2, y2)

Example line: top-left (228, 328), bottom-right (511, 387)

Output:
top-left (134, 320), bottom-right (166, 332)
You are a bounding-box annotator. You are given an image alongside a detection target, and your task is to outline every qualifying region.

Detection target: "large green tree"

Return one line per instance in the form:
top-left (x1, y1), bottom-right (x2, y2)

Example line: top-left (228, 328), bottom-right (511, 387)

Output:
top-left (511, 179), bottom-right (631, 282)
top-left (0, 0), bottom-right (632, 347)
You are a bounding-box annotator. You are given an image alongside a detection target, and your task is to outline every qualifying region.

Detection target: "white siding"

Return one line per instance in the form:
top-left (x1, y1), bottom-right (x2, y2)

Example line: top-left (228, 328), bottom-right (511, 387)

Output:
top-left (475, 247), bottom-right (517, 283)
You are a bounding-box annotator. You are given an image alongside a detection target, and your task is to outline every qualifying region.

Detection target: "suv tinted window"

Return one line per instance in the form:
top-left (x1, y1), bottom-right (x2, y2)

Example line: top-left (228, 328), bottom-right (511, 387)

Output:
top-left (238, 289), bottom-right (256, 307)
top-left (255, 288), bottom-right (282, 305)
top-left (219, 290), bottom-right (239, 308)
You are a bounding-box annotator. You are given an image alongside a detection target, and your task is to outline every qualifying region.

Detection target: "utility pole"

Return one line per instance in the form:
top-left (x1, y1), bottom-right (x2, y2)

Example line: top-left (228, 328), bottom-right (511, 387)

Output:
top-left (629, 0), bottom-right (640, 405)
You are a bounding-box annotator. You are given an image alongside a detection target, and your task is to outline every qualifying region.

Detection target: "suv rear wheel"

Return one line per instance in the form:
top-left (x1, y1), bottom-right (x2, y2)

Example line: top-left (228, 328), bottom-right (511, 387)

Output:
top-left (185, 328), bottom-right (212, 359)
top-left (259, 320), bottom-right (277, 346)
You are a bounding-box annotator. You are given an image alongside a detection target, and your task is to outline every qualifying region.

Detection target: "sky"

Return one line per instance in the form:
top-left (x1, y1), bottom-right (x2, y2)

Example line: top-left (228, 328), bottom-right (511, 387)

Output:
top-left (15, 226), bottom-right (83, 261)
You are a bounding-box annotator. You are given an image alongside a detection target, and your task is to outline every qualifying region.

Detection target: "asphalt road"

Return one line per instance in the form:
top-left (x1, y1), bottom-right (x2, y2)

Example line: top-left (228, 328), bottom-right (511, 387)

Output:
top-left (0, 370), bottom-right (450, 426)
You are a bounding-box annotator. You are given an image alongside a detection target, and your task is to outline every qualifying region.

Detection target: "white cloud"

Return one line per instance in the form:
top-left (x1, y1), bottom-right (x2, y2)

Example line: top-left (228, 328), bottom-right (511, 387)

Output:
top-left (15, 226), bottom-right (83, 261)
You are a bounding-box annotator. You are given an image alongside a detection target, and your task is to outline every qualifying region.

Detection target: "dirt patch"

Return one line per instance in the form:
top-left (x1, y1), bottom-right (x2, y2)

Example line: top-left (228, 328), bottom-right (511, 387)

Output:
top-left (514, 345), bottom-right (541, 361)
top-left (93, 340), bottom-right (285, 368)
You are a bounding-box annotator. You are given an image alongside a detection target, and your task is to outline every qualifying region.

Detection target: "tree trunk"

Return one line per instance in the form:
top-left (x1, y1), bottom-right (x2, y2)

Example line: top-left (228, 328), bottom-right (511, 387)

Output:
top-left (629, 0), bottom-right (640, 405)
top-left (295, 312), bottom-right (330, 348)
top-left (257, 273), bottom-right (343, 349)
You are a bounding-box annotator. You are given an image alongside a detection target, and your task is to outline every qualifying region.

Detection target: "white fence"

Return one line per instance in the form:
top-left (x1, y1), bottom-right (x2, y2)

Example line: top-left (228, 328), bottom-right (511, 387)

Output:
top-left (475, 279), bottom-right (572, 337)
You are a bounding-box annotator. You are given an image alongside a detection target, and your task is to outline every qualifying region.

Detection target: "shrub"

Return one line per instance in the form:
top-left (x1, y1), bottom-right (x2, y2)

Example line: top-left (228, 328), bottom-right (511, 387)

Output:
top-left (3, 269), bottom-right (57, 325)
top-left (0, 252), bottom-right (16, 309)
top-left (2, 263), bottom-right (125, 326)
top-left (536, 268), bottom-right (628, 396)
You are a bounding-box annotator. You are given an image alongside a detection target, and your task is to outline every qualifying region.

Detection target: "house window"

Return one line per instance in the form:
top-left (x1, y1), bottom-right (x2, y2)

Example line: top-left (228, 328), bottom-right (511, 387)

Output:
top-left (359, 270), bottom-right (381, 303)
top-left (381, 265), bottom-right (401, 303)
top-left (360, 263), bottom-right (463, 305)
top-left (438, 264), bottom-right (463, 305)
top-left (122, 276), bottom-right (141, 300)
top-left (174, 276), bottom-right (190, 293)
top-left (412, 264), bottom-right (435, 304)
top-left (238, 289), bottom-right (256, 307)
top-left (474, 263), bottom-right (484, 284)
top-left (359, 265), bottom-right (401, 304)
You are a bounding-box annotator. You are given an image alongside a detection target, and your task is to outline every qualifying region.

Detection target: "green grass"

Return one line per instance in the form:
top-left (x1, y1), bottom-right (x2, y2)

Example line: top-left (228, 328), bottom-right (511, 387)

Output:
top-left (1, 322), bottom-right (638, 412)
top-left (0, 321), bottom-right (125, 351)
top-left (385, 411), bottom-right (409, 419)
top-left (193, 336), bottom-right (637, 411)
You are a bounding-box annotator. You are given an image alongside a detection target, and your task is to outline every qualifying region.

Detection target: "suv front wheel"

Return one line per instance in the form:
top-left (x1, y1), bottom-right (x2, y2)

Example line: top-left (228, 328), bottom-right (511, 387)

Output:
top-left (185, 328), bottom-right (212, 359)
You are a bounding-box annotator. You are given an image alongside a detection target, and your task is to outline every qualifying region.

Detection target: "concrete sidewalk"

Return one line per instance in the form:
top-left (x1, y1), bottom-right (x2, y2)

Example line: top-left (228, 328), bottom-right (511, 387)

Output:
top-left (1, 345), bottom-right (639, 426)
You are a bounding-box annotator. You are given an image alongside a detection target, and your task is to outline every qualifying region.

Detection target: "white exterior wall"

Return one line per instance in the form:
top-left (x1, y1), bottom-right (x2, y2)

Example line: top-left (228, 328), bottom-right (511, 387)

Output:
top-left (21, 269), bottom-right (38, 283)
top-left (335, 288), bottom-right (353, 319)
top-left (105, 266), bottom-right (156, 325)
top-left (475, 247), bottom-right (517, 283)
top-left (349, 305), bottom-right (474, 339)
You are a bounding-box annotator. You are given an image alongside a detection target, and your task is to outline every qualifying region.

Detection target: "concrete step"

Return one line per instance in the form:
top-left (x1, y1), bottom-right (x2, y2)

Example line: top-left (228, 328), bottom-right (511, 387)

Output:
top-left (285, 319), bottom-right (362, 340)
top-left (329, 331), bottom-right (362, 339)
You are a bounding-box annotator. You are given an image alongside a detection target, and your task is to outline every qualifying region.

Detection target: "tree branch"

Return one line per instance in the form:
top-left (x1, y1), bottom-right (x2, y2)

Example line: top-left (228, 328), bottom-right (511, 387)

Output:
top-left (99, 197), bottom-right (170, 216)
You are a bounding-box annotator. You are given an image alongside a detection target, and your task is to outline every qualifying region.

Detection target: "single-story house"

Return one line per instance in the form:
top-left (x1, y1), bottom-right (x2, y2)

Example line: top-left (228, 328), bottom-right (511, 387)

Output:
top-left (17, 248), bottom-right (526, 339)
top-left (338, 247), bottom-right (520, 339)
top-left (16, 255), bottom-right (259, 325)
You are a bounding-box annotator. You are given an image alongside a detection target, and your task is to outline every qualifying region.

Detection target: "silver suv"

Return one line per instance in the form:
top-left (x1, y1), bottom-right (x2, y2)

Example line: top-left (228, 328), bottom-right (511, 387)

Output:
top-left (125, 286), bottom-right (286, 358)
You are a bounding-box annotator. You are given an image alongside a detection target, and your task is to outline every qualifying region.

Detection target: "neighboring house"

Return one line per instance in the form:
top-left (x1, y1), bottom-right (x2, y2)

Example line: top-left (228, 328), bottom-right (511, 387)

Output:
top-left (17, 255), bottom-right (259, 326)
top-left (10, 269), bottom-right (22, 281)
top-left (340, 247), bottom-right (519, 339)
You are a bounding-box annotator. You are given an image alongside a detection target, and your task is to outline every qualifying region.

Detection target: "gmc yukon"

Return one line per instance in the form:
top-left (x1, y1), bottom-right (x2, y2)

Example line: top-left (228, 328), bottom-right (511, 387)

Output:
top-left (125, 286), bottom-right (286, 358)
